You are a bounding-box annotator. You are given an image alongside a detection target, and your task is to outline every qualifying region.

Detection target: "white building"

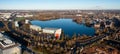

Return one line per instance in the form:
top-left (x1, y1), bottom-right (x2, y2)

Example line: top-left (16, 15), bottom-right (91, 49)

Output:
top-left (16, 14), bottom-right (33, 18)
top-left (43, 28), bottom-right (58, 34)
top-left (43, 28), bottom-right (62, 39)
top-left (30, 25), bottom-right (41, 31)
top-left (94, 24), bottom-right (100, 28)
top-left (0, 33), bottom-right (21, 54)
top-left (54, 29), bottom-right (62, 39)
top-left (25, 20), bottom-right (29, 24)
top-left (15, 21), bottom-right (19, 27)
top-left (76, 14), bottom-right (82, 17)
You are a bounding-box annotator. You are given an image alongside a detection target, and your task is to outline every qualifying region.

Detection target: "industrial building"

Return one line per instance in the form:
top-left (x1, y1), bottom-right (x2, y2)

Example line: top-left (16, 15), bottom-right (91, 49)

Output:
top-left (43, 28), bottom-right (62, 39)
top-left (0, 33), bottom-right (21, 54)
top-left (30, 25), bottom-right (41, 31)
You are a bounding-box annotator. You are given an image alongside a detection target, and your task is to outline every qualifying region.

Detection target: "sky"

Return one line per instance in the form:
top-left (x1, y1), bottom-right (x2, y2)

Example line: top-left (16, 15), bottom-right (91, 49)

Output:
top-left (0, 0), bottom-right (120, 10)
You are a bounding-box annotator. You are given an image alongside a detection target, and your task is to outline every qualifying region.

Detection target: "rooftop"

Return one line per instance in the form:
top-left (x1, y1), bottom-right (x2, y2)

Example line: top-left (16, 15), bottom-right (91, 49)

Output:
top-left (43, 27), bottom-right (61, 31)
top-left (30, 25), bottom-right (41, 28)
top-left (0, 33), bottom-right (20, 50)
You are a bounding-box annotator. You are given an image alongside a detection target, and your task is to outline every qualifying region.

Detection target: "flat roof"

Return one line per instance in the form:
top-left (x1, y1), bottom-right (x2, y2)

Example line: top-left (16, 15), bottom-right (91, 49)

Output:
top-left (30, 25), bottom-right (41, 28)
top-left (43, 27), bottom-right (61, 31)
top-left (0, 33), bottom-right (20, 50)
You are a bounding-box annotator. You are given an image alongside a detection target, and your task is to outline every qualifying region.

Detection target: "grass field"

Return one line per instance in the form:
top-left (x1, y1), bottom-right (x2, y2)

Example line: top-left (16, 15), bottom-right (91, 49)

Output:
top-left (15, 17), bottom-right (25, 21)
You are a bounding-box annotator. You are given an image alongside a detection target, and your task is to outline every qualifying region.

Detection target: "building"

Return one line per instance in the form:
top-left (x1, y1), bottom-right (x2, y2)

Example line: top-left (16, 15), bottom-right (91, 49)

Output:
top-left (24, 14), bottom-right (33, 17)
top-left (16, 14), bottom-right (33, 18)
top-left (0, 13), bottom-right (11, 19)
top-left (14, 21), bottom-right (19, 27)
top-left (76, 14), bottom-right (82, 17)
top-left (94, 24), bottom-right (100, 28)
top-left (25, 20), bottom-right (29, 24)
top-left (16, 15), bottom-right (23, 18)
top-left (30, 25), bottom-right (41, 31)
top-left (43, 28), bottom-right (62, 39)
top-left (54, 29), bottom-right (62, 39)
top-left (43, 28), bottom-right (58, 34)
top-left (0, 33), bottom-right (21, 54)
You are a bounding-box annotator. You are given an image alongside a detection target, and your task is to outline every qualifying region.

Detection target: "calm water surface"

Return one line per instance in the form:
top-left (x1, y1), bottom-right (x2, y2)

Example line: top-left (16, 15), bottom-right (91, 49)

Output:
top-left (30, 19), bottom-right (95, 37)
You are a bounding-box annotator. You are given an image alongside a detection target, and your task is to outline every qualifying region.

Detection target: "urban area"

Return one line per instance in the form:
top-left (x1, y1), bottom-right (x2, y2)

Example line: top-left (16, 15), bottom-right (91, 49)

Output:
top-left (0, 10), bottom-right (120, 54)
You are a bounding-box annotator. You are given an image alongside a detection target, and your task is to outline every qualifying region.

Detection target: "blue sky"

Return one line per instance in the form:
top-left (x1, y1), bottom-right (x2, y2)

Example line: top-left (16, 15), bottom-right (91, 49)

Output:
top-left (0, 0), bottom-right (120, 10)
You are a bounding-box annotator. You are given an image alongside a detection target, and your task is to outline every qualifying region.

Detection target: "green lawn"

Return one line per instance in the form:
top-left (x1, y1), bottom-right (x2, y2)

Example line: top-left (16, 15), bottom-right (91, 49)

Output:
top-left (15, 17), bottom-right (25, 21)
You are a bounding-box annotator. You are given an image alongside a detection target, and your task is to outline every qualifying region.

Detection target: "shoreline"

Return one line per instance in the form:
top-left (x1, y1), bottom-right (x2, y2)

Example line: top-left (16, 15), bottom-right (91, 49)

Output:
top-left (30, 18), bottom-right (96, 37)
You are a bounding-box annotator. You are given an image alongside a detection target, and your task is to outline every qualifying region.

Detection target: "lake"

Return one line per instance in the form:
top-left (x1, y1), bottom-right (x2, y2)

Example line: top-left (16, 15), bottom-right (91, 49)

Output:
top-left (30, 18), bottom-right (95, 37)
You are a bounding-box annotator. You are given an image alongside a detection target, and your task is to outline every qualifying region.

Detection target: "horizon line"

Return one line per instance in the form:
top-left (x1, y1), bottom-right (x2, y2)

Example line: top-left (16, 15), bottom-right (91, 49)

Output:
top-left (0, 9), bottom-right (120, 11)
